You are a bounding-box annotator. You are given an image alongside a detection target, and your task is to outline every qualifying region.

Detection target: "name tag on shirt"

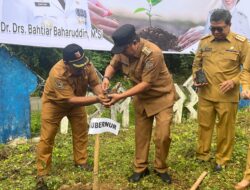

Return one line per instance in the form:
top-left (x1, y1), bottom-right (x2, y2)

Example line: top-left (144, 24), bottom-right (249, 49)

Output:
top-left (35, 2), bottom-right (50, 7)
top-left (225, 49), bottom-right (238, 53)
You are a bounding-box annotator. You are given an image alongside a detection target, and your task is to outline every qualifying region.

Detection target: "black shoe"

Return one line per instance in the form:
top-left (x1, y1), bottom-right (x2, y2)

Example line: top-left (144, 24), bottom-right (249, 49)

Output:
top-left (75, 163), bottom-right (93, 172)
top-left (36, 176), bottom-right (48, 190)
top-left (214, 164), bottom-right (224, 172)
top-left (128, 168), bottom-right (150, 183)
top-left (154, 170), bottom-right (172, 184)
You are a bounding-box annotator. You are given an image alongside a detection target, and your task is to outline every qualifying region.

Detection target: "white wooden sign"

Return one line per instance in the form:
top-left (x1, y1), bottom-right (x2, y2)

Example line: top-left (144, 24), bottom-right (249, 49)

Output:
top-left (88, 118), bottom-right (120, 135)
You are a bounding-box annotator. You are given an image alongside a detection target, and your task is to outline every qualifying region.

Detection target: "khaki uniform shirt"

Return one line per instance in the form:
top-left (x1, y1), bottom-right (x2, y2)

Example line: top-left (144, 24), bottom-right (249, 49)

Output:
top-left (193, 32), bottom-right (249, 102)
top-left (240, 43), bottom-right (250, 91)
top-left (110, 38), bottom-right (175, 116)
top-left (43, 60), bottom-right (99, 103)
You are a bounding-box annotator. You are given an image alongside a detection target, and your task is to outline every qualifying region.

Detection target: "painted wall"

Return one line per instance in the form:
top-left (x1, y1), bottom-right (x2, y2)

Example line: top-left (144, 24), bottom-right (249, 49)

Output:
top-left (0, 48), bottom-right (37, 143)
top-left (239, 85), bottom-right (250, 108)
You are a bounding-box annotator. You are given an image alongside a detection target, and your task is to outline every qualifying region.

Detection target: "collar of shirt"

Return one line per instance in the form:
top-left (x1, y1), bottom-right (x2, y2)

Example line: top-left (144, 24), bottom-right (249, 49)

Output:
top-left (133, 38), bottom-right (145, 58)
top-left (210, 32), bottom-right (234, 42)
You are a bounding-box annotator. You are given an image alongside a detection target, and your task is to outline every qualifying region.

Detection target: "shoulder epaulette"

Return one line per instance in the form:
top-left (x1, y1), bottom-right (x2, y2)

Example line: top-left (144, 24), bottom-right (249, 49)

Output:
top-left (142, 46), bottom-right (152, 56)
top-left (201, 34), bottom-right (211, 40)
top-left (235, 34), bottom-right (246, 42)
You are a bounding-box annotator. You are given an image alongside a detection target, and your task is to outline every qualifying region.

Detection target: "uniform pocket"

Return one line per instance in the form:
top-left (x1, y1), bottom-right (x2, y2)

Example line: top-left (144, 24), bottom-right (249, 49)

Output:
top-left (223, 51), bottom-right (239, 69)
top-left (201, 51), bottom-right (212, 63)
top-left (224, 51), bottom-right (238, 61)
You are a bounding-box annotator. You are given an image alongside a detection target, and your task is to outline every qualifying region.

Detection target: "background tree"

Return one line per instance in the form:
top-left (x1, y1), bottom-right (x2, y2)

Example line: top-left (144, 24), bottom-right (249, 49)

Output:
top-left (5, 44), bottom-right (193, 84)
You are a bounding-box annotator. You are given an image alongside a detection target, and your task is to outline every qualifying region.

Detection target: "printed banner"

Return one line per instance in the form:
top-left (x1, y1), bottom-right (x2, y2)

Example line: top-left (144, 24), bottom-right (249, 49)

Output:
top-left (88, 118), bottom-right (120, 135)
top-left (0, 0), bottom-right (250, 53)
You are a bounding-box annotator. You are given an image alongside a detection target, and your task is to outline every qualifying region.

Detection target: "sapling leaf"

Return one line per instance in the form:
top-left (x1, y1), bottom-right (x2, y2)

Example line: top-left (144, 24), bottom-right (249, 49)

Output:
top-left (134, 0), bottom-right (163, 27)
top-left (134, 8), bottom-right (147, 13)
top-left (147, 0), bottom-right (162, 6)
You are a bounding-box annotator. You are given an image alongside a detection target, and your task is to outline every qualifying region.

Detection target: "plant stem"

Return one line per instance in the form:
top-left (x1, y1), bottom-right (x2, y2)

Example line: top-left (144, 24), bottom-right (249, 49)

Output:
top-left (149, 3), bottom-right (152, 27)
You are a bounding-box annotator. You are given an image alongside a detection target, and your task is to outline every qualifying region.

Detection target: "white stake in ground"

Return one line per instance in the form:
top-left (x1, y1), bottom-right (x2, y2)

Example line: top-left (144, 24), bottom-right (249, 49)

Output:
top-left (89, 117), bottom-right (120, 190)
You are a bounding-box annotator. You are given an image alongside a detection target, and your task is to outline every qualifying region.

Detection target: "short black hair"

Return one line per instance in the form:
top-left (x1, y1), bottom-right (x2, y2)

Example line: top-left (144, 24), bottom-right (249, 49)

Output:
top-left (210, 9), bottom-right (232, 25)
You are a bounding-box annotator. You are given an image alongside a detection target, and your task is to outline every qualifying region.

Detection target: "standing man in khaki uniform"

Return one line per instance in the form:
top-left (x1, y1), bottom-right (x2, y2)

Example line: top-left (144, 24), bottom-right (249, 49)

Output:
top-left (234, 50), bottom-right (250, 190)
top-left (36, 43), bottom-right (108, 188)
top-left (101, 24), bottom-right (176, 184)
top-left (193, 9), bottom-right (249, 171)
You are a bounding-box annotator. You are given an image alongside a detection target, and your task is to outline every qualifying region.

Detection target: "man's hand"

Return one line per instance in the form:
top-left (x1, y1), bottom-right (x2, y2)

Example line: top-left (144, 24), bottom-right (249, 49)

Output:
top-left (97, 94), bottom-right (111, 104)
top-left (101, 77), bottom-right (110, 92)
top-left (178, 26), bottom-right (204, 49)
top-left (102, 93), bottom-right (123, 106)
top-left (88, 0), bottom-right (119, 36)
top-left (193, 78), bottom-right (208, 87)
top-left (241, 90), bottom-right (250, 99)
top-left (219, 80), bottom-right (235, 94)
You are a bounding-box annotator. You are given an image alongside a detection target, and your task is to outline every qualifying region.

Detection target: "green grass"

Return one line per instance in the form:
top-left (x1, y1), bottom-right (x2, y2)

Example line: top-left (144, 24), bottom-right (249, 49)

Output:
top-left (0, 109), bottom-right (249, 189)
top-left (30, 111), bottom-right (41, 137)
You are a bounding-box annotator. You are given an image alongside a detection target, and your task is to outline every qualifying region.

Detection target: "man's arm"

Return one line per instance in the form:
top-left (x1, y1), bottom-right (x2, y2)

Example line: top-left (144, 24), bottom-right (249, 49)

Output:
top-left (66, 85), bottom-right (110, 106)
top-left (67, 70), bottom-right (110, 105)
top-left (102, 65), bottom-right (116, 91)
top-left (240, 44), bottom-right (250, 99)
top-left (192, 42), bottom-right (208, 87)
top-left (240, 44), bottom-right (250, 90)
top-left (192, 43), bottom-right (203, 78)
top-left (230, 39), bottom-right (249, 86)
top-left (219, 38), bottom-right (249, 94)
top-left (104, 81), bottom-right (151, 106)
top-left (91, 84), bottom-right (103, 95)
top-left (116, 81), bottom-right (151, 99)
top-left (66, 95), bottom-right (100, 106)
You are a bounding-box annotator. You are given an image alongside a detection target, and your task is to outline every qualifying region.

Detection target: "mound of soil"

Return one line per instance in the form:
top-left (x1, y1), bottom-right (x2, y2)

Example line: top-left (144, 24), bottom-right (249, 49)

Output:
top-left (138, 27), bottom-right (180, 51)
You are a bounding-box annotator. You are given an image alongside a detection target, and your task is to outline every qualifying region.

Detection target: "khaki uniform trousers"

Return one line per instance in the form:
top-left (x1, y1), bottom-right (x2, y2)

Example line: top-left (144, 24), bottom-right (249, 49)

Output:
top-left (134, 105), bottom-right (173, 173)
top-left (196, 97), bottom-right (238, 165)
top-left (243, 145), bottom-right (250, 180)
top-left (37, 96), bottom-right (88, 176)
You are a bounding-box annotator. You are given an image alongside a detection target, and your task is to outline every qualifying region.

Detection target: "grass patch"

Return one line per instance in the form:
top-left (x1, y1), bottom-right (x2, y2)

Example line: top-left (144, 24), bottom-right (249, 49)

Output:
top-left (0, 109), bottom-right (249, 189)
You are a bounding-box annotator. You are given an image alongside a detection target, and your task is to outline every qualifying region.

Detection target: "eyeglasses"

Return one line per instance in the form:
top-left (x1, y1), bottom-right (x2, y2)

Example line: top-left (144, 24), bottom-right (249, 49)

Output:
top-left (209, 25), bottom-right (227, 33)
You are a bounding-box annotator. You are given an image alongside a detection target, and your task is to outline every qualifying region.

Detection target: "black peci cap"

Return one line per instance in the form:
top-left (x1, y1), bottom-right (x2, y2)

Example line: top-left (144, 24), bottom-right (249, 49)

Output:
top-left (63, 44), bottom-right (89, 68)
top-left (111, 24), bottom-right (137, 54)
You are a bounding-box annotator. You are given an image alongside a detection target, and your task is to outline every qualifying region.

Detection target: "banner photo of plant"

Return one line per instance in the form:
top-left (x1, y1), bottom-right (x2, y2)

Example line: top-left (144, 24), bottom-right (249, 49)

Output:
top-left (0, 0), bottom-right (250, 53)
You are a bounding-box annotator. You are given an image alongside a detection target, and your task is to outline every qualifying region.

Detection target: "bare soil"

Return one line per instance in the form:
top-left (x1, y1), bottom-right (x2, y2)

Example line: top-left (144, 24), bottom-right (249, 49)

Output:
top-left (138, 26), bottom-right (180, 51)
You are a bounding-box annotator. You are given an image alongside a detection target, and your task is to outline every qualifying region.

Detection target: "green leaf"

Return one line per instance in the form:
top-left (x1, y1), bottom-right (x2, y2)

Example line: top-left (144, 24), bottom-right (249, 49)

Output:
top-left (147, 0), bottom-right (162, 6)
top-left (134, 8), bottom-right (146, 13)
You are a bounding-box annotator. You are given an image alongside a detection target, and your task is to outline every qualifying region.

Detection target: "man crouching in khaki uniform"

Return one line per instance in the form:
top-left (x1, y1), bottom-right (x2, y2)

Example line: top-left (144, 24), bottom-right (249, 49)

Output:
top-left (36, 44), bottom-right (109, 189)
top-left (102, 24), bottom-right (176, 184)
